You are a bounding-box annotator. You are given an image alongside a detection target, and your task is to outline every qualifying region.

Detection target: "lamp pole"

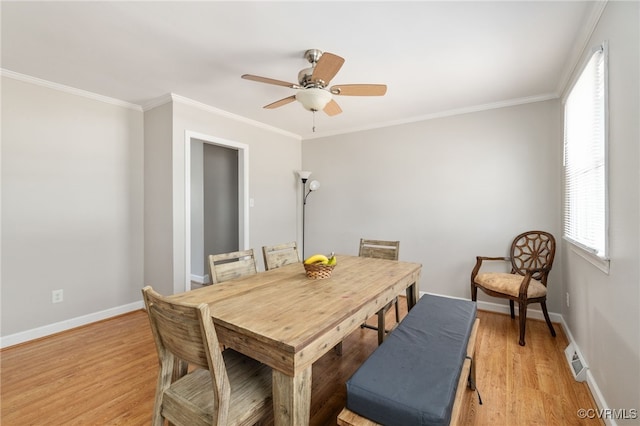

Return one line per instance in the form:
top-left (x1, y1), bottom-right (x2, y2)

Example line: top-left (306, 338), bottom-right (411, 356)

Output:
top-left (297, 171), bottom-right (319, 259)
top-left (301, 176), bottom-right (308, 259)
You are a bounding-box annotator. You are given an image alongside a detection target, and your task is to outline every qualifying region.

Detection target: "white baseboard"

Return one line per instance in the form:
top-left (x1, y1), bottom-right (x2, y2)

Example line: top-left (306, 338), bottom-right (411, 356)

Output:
top-left (0, 300), bottom-right (144, 349)
top-left (584, 371), bottom-right (616, 426)
top-left (191, 273), bottom-right (209, 284)
top-left (419, 291), bottom-right (562, 322)
top-left (475, 298), bottom-right (564, 323)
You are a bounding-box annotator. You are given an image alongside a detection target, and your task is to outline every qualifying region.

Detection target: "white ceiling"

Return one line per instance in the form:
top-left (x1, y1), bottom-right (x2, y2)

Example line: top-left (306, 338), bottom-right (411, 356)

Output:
top-left (1, 1), bottom-right (600, 139)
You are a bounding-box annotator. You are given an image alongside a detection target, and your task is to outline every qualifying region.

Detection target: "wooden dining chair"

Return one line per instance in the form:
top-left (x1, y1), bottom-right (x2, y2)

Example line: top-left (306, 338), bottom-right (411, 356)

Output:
top-left (471, 230), bottom-right (556, 346)
top-left (262, 241), bottom-right (300, 271)
top-left (359, 239), bottom-right (401, 345)
top-left (208, 249), bottom-right (257, 284)
top-left (141, 286), bottom-right (272, 426)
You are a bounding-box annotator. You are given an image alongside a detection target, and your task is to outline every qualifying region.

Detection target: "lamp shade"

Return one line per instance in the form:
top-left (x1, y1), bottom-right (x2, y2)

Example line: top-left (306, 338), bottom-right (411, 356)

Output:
top-left (296, 88), bottom-right (332, 111)
top-left (297, 170), bottom-right (312, 180)
top-left (309, 180), bottom-right (320, 191)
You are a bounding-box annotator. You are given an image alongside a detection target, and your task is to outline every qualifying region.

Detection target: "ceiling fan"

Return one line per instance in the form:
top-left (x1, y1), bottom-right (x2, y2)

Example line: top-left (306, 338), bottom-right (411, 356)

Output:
top-left (241, 49), bottom-right (387, 117)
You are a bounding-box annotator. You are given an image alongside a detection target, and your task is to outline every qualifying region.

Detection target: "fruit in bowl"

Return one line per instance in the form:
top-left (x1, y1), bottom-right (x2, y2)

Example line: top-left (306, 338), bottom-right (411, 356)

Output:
top-left (303, 252), bottom-right (337, 279)
top-left (303, 253), bottom-right (337, 265)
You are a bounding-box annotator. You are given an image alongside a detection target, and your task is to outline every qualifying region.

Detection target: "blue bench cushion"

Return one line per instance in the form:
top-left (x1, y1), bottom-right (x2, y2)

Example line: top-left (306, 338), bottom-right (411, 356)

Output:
top-left (346, 294), bottom-right (477, 426)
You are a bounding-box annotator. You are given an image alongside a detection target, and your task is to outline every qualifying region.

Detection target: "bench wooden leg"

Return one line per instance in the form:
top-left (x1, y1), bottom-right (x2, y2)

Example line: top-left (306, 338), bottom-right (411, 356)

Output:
top-left (337, 408), bottom-right (380, 426)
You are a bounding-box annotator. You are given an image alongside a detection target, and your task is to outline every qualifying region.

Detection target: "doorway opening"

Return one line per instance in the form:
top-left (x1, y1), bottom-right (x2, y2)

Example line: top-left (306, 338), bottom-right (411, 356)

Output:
top-left (184, 131), bottom-right (249, 291)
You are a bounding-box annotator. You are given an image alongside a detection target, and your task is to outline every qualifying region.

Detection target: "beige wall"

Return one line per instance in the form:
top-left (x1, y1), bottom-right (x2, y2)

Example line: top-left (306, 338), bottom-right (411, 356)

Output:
top-left (1, 76), bottom-right (144, 335)
top-left (302, 99), bottom-right (562, 308)
top-left (561, 1), bottom-right (640, 420)
top-left (143, 102), bottom-right (174, 295)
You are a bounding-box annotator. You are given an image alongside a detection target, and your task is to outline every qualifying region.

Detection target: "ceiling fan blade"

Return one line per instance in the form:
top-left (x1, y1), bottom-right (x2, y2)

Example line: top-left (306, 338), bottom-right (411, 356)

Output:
top-left (264, 95), bottom-right (296, 109)
top-left (330, 84), bottom-right (387, 96)
top-left (311, 52), bottom-right (345, 85)
top-left (323, 99), bottom-right (342, 116)
top-left (242, 74), bottom-right (299, 88)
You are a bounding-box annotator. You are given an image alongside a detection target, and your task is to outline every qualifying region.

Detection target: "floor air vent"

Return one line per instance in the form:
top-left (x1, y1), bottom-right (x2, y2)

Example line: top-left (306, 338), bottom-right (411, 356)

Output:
top-left (564, 342), bottom-right (588, 382)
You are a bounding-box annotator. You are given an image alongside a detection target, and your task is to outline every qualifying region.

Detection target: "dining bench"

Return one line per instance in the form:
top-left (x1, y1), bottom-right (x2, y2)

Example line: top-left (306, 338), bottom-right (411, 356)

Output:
top-left (337, 294), bottom-right (479, 426)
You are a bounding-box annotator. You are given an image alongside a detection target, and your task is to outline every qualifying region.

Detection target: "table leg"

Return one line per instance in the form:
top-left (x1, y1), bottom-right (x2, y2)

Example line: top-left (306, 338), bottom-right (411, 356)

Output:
top-left (406, 282), bottom-right (419, 310)
top-left (273, 366), bottom-right (312, 426)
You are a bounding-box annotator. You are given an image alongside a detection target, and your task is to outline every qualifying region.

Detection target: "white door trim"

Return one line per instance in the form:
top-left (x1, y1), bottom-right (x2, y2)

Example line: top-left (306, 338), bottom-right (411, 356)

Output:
top-left (184, 130), bottom-right (249, 291)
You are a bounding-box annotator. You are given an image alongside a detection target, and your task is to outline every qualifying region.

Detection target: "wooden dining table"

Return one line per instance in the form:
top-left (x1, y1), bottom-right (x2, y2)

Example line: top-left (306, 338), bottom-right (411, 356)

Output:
top-left (168, 254), bottom-right (422, 426)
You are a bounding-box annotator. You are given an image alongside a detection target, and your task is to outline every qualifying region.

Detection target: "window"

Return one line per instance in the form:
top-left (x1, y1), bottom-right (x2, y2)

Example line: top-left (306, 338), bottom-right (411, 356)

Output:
top-left (563, 42), bottom-right (608, 267)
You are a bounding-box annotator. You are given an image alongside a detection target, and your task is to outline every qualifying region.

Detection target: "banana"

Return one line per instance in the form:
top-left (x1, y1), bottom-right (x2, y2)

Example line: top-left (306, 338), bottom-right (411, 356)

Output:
top-left (327, 252), bottom-right (337, 265)
top-left (304, 254), bottom-right (329, 265)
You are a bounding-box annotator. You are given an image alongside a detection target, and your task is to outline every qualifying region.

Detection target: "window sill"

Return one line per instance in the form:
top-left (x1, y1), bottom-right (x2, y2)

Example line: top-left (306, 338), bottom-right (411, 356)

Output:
top-left (566, 240), bottom-right (610, 274)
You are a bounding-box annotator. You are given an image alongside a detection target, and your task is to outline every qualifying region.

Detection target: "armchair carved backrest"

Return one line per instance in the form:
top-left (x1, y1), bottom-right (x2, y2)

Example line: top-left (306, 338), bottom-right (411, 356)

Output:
top-left (509, 231), bottom-right (556, 285)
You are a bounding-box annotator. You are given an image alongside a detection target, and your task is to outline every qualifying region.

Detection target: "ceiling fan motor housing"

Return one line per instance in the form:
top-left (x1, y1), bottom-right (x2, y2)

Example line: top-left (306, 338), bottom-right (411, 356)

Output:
top-left (298, 68), bottom-right (318, 88)
top-left (299, 49), bottom-right (327, 88)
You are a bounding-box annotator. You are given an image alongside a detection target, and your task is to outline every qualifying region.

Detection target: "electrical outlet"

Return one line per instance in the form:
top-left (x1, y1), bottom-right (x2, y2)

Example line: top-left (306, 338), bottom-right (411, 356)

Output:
top-left (566, 292), bottom-right (570, 308)
top-left (52, 289), bottom-right (64, 303)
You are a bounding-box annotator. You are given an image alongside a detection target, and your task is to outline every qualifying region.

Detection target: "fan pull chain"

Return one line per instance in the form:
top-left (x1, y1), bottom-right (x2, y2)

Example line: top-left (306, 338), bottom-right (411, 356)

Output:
top-left (312, 110), bottom-right (316, 132)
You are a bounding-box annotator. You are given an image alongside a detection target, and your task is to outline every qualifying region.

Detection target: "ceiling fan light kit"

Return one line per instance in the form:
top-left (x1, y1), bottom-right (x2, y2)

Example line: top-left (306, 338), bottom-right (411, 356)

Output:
top-left (296, 88), bottom-right (332, 112)
top-left (241, 48), bottom-right (387, 128)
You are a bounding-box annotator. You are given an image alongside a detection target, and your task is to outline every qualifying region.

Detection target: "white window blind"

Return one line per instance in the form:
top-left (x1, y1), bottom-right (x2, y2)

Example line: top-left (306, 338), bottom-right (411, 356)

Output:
top-left (563, 43), bottom-right (608, 259)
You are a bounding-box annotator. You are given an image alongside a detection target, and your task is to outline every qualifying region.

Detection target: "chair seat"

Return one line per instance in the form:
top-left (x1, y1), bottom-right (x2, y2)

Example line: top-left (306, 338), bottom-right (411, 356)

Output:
top-left (163, 350), bottom-right (272, 426)
top-left (474, 272), bottom-right (547, 299)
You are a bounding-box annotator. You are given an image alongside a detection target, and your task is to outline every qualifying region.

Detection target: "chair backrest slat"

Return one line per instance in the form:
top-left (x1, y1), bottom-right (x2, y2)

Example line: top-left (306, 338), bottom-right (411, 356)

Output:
top-left (143, 287), bottom-right (219, 369)
top-left (208, 249), bottom-right (257, 284)
top-left (359, 239), bottom-right (400, 261)
top-left (263, 242), bottom-right (300, 270)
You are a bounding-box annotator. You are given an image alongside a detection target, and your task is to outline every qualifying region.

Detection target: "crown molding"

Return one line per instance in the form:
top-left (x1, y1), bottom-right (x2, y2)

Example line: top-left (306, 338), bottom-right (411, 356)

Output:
top-left (302, 92), bottom-right (559, 140)
top-left (141, 93), bottom-right (173, 111)
top-left (2, 69), bottom-right (301, 140)
top-left (1, 69), bottom-right (143, 111)
top-left (144, 93), bottom-right (301, 141)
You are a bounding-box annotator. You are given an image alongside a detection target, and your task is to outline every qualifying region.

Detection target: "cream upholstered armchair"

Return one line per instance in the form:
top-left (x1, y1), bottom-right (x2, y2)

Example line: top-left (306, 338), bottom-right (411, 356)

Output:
top-left (471, 230), bottom-right (556, 346)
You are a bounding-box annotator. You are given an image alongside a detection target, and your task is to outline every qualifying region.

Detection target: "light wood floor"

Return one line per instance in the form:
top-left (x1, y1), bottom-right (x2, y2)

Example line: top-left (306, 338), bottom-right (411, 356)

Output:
top-left (1, 298), bottom-right (602, 425)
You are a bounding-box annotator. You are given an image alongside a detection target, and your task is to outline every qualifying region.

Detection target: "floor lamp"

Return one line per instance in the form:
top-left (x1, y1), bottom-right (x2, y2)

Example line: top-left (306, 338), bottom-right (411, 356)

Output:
top-left (297, 170), bottom-right (320, 259)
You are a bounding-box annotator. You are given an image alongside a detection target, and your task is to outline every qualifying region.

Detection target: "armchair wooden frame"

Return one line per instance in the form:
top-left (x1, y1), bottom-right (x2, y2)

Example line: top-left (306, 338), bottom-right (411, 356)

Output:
top-left (471, 230), bottom-right (556, 346)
